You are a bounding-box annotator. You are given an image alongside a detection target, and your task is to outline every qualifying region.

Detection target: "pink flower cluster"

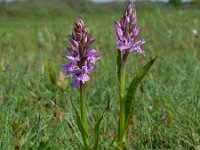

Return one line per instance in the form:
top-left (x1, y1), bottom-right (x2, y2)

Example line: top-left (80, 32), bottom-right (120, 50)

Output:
top-left (63, 18), bottom-right (101, 88)
top-left (115, 2), bottom-right (145, 56)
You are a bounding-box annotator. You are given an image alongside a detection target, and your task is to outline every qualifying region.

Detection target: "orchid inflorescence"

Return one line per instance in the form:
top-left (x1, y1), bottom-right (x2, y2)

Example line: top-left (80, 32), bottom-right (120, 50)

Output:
top-left (63, 18), bottom-right (101, 88)
top-left (115, 2), bottom-right (145, 57)
top-left (62, 1), bottom-right (156, 150)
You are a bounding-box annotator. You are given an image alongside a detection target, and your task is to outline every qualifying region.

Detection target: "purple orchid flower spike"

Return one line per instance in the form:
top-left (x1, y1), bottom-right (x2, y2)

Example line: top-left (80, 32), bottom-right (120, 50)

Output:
top-left (115, 2), bottom-right (149, 148)
top-left (63, 18), bottom-right (101, 88)
top-left (115, 1), bottom-right (145, 57)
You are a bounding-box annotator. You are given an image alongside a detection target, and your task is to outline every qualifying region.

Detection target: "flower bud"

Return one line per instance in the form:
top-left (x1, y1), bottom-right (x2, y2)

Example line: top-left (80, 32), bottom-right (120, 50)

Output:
top-left (83, 26), bottom-right (88, 34)
top-left (76, 33), bottom-right (82, 40)
top-left (70, 38), bottom-right (79, 48)
top-left (83, 35), bottom-right (88, 44)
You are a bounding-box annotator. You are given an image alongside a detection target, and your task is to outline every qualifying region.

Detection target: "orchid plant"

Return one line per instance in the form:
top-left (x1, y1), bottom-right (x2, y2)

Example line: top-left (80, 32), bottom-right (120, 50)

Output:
top-left (63, 18), bottom-right (108, 150)
top-left (62, 1), bottom-right (156, 150)
top-left (115, 2), bottom-right (157, 149)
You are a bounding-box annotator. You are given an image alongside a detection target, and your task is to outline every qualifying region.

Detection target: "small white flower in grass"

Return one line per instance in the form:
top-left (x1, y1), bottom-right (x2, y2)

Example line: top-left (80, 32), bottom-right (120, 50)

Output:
top-left (149, 106), bottom-right (153, 110)
top-left (192, 29), bottom-right (198, 36)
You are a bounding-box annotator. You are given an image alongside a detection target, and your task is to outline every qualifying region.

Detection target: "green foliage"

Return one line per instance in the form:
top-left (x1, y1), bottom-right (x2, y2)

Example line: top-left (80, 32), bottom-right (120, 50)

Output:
top-left (117, 49), bottom-right (122, 82)
top-left (168, 0), bottom-right (182, 7)
top-left (125, 57), bottom-right (157, 129)
top-left (71, 94), bottom-right (110, 150)
top-left (47, 61), bottom-right (57, 86)
top-left (0, 3), bottom-right (200, 149)
top-left (70, 99), bottom-right (91, 150)
top-left (93, 98), bottom-right (110, 150)
top-left (93, 113), bottom-right (104, 150)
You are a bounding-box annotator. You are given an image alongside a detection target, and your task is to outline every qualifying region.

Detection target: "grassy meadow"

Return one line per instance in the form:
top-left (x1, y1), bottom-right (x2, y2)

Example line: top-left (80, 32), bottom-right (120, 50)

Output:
top-left (0, 1), bottom-right (200, 149)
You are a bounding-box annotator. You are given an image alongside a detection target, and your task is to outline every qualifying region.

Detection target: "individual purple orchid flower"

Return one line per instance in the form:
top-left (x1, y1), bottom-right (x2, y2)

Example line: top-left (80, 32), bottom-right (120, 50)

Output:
top-left (63, 18), bottom-right (101, 88)
top-left (115, 1), bottom-right (145, 56)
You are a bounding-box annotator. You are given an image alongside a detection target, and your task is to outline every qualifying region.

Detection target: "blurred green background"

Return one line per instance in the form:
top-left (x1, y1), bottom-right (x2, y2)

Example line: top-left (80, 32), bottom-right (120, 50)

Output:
top-left (0, 0), bottom-right (200, 149)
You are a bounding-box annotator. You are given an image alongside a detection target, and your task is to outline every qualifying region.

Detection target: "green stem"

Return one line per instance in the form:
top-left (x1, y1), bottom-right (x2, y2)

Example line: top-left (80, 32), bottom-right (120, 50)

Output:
top-left (80, 82), bottom-right (90, 150)
top-left (118, 58), bottom-right (126, 145)
top-left (80, 82), bottom-right (88, 132)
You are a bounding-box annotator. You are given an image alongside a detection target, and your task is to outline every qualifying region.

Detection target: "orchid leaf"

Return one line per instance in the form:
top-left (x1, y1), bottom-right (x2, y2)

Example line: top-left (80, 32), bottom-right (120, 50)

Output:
top-left (93, 97), bottom-right (110, 150)
top-left (125, 56), bottom-right (157, 129)
top-left (70, 99), bottom-right (91, 150)
top-left (93, 112), bottom-right (105, 150)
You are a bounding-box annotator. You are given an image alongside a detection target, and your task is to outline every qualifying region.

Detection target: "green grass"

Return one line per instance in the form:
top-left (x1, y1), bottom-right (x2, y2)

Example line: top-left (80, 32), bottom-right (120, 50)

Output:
top-left (0, 2), bottom-right (200, 149)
